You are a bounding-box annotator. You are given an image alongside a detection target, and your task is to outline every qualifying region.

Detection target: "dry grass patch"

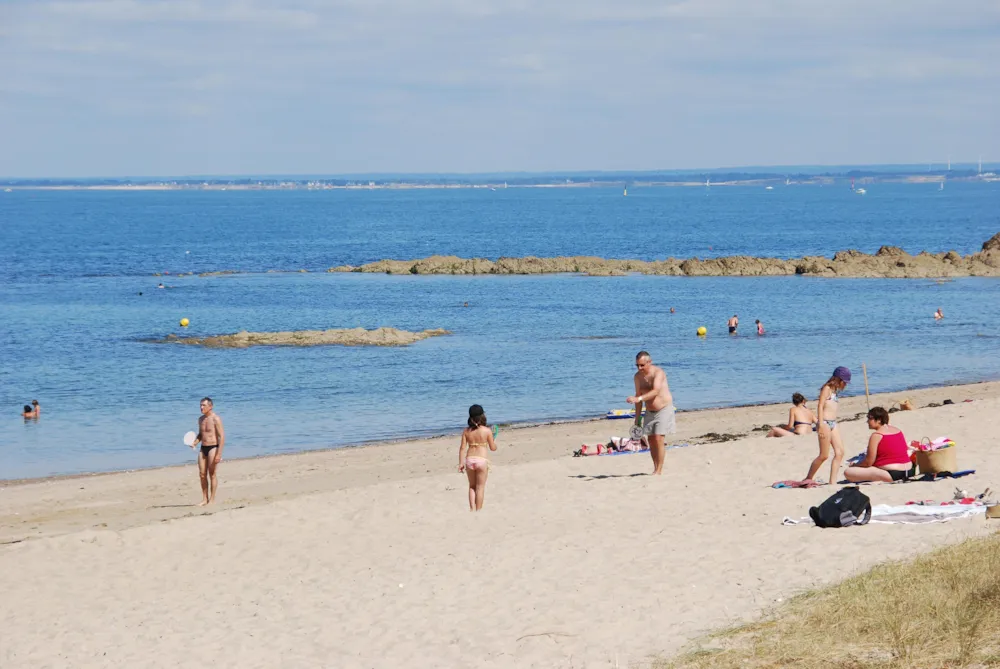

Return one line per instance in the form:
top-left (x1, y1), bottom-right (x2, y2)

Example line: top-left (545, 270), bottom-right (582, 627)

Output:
top-left (661, 531), bottom-right (1000, 669)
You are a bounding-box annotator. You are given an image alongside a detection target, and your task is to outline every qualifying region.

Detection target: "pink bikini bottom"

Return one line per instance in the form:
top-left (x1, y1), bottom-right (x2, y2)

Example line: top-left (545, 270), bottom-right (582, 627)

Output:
top-left (465, 456), bottom-right (489, 471)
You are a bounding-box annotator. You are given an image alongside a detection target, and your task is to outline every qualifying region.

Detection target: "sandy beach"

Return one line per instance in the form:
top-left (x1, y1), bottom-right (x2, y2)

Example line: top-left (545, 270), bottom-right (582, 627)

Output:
top-left (2, 382), bottom-right (998, 668)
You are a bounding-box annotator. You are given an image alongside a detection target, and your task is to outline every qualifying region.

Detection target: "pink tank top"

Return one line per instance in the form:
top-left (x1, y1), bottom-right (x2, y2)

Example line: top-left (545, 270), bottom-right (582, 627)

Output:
top-left (873, 430), bottom-right (910, 467)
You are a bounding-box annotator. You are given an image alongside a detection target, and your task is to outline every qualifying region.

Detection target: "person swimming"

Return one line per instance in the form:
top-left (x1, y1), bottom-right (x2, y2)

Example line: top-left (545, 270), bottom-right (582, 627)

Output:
top-left (766, 393), bottom-right (816, 437)
top-left (458, 404), bottom-right (497, 511)
top-left (804, 366), bottom-right (851, 484)
top-left (755, 319), bottom-right (765, 335)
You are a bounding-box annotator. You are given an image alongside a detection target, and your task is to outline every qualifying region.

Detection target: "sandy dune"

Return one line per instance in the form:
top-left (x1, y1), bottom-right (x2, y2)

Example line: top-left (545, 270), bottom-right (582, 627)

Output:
top-left (2, 383), bottom-right (997, 668)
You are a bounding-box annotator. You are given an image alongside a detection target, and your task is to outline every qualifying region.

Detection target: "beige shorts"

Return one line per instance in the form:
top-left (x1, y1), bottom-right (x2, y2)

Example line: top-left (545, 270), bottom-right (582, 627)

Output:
top-left (644, 406), bottom-right (677, 436)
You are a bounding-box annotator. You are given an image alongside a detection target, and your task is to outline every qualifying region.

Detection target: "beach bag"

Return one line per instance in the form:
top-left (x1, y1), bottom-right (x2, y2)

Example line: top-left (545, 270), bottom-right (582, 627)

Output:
top-left (809, 487), bottom-right (872, 528)
top-left (912, 437), bottom-right (958, 474)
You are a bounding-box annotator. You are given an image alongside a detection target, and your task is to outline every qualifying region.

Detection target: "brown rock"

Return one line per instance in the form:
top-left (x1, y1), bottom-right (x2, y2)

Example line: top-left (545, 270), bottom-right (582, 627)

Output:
top-left (876, 246), bottom-right (907, 257)
top-left (148, 327), bottom-right (451, 348)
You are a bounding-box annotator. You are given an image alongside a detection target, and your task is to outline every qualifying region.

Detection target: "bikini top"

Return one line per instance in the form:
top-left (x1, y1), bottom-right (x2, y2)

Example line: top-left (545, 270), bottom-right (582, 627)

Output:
top-left (467, 442), bottom-right (489, 448)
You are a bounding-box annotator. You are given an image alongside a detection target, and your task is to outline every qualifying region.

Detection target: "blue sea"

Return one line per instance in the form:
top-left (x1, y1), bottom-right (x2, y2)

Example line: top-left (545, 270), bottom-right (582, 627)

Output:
top-left (2, 183), bottom-right (999, 479)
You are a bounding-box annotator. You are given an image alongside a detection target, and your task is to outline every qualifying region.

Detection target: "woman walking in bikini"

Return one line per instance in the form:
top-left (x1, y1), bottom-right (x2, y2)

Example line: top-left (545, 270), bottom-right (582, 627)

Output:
top-left (458, 404), bottom-right (497, 511)
top-left (804, 367), bottom-right (851, 484)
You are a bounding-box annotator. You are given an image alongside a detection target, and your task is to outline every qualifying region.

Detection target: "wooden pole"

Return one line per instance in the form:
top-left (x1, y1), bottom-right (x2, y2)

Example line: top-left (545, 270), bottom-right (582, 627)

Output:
top-left (862, 362), bottom-right (871, 411)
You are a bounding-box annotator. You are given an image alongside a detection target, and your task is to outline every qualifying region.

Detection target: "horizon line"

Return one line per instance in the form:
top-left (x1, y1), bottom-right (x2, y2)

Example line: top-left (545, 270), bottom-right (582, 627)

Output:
top-left (1, 160), bottom-right (996, 182)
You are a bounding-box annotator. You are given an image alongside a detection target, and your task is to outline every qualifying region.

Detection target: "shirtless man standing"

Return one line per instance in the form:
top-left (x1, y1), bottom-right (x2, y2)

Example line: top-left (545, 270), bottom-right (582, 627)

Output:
top-left (192, 397), bottom-right (225, 505)
top-left (627, 351), bottom-right (676, 475)
top-left (728, 314), bottom-right (739, 334)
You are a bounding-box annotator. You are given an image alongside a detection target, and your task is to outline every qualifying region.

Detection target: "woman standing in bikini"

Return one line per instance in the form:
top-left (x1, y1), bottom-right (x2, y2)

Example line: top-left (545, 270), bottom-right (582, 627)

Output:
top-left (804, 366), bottom-right (851, 484)
top-left (458, 404), bottom-right (497, 511)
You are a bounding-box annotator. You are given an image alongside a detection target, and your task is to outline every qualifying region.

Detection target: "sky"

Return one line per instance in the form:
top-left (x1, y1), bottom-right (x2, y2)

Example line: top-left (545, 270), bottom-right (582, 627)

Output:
top-left (1, 0), bottom-right (999, 177)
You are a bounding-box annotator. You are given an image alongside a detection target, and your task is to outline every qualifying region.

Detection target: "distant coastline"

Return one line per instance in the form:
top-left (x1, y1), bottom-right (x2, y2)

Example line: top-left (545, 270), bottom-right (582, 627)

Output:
top-left (2, 164), bottom-right (997, 191)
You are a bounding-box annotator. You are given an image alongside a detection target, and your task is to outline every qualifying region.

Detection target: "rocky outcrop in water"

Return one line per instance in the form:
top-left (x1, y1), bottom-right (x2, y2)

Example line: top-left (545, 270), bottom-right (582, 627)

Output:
top-left (148, 327), bottom-right (451, 348)
top-left (325, 233), bottom-right (1000, 278)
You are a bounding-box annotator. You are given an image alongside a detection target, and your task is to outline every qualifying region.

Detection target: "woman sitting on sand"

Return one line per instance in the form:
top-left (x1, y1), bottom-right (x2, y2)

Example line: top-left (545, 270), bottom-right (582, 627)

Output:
top-left (844, 407), bottom-right (914, 483)
top-left (766, 393), bottom-right (816, 437)
top-left (804, 366), bottom-right (850, 484)
top-left (458, 404), bottom-right (497, 511)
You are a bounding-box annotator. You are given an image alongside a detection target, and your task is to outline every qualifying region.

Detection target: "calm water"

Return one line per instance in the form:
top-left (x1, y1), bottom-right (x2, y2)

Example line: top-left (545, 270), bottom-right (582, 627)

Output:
top-left (2, 183), bottom-right (999, 478)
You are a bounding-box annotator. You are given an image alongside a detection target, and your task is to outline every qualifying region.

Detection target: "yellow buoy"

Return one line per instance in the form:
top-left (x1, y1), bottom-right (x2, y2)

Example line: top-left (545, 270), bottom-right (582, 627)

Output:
top-left (697, 326), bottom-right (707, 336)
top-left (180, 318), bottom-right (190, 327)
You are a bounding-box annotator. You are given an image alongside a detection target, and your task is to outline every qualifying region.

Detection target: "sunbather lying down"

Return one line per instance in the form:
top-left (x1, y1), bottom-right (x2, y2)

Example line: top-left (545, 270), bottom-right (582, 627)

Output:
top-left (843, 407), bottom-right (914, 483)
top-left (767, 393), bottom-right (816, 438)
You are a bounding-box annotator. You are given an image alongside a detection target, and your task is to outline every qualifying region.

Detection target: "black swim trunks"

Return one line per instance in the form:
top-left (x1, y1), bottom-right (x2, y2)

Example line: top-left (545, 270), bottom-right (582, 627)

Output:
top-left (728, 326), bottom-right (737, 334)
top-left (200, 444), bottom-right (218, 457)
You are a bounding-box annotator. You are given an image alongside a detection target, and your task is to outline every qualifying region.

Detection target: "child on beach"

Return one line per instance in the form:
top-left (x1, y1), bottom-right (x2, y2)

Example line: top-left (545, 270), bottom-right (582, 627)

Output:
top-left (766, 393), bottom-right (816, 437)
top-left (804, 366), bottom-right (851, 484)
top-left (458, 404), bottom-right (497, 511)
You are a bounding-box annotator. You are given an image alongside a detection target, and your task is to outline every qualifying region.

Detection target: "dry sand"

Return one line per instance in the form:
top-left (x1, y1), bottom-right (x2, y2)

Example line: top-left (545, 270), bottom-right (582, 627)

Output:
top-left (2, 382), bottom-right (998, 668)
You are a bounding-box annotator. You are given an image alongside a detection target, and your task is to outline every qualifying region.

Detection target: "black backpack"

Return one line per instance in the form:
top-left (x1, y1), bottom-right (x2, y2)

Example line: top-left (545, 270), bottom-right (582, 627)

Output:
top-left (809, 487), bottom-right (872, 527)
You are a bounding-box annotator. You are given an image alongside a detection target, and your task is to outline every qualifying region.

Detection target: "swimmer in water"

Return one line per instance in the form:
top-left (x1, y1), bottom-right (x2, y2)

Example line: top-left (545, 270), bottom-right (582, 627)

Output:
top-left (728, 314), bottom-right (739, 334)
top-left (157, 283), bottom-right (165, 289)
top-left (756, 319), bottom-right (765, 335)
top-left (22, 404), bottom-right (36, 418)
top-left (934, 308), bottom-right (943, 320)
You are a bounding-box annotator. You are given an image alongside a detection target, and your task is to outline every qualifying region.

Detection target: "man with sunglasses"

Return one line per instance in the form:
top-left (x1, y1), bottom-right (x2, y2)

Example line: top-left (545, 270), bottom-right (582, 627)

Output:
top-left (627, 351), bottom-right (676, 475)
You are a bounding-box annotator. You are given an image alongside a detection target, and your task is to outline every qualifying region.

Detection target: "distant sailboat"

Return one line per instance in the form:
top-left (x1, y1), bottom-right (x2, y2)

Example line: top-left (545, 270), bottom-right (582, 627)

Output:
top-left (623, 185), bottom-right (628, 196)
top-left (705, 177), bottom-right (711, 187)
top-left (785, 178), bottom-right (791, 186)
top-left (765, 186), bottom-right (773, 190)
top-left (939, 181), bottom-right (945, 191)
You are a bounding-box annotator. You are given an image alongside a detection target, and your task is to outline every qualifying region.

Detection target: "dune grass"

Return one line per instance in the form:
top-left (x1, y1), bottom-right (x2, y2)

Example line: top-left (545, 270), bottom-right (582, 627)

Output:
top-left (660, 531), bottom-right (1000, 669)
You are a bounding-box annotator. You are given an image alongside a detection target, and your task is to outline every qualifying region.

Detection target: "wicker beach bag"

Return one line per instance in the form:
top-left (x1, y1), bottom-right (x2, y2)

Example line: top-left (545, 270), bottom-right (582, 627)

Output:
top-left (914, 437), bottom-right (958, 474)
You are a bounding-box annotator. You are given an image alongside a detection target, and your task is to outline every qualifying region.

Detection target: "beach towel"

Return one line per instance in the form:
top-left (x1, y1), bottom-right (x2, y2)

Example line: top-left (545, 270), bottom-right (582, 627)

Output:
top-left (835, 469), bottom-right (975, 485)
top-left (783, 503), bottom-right (985, 525)
top-left (772, 479), bottom-right (822, 489)
top-left (868, 503), bottom-right (986, 524)
top-left (915, 469), bottom-right (975, 481)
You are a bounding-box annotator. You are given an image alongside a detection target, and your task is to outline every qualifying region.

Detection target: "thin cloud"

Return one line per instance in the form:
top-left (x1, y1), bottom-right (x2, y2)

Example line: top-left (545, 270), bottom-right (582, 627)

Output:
top-left (0, 0), bottom-right (997, 176)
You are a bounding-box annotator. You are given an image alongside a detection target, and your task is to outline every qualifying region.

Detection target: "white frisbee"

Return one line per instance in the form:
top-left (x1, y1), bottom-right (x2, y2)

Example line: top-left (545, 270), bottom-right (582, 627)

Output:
top-left (183, 431), bottom-right (197, 447)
